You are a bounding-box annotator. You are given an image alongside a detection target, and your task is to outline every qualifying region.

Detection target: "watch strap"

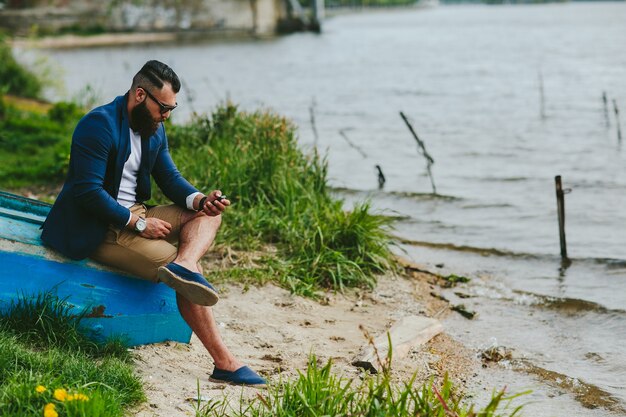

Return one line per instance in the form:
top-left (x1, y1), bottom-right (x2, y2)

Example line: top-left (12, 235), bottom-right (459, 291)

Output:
top-left (197, 196), bottom-right (208, 211)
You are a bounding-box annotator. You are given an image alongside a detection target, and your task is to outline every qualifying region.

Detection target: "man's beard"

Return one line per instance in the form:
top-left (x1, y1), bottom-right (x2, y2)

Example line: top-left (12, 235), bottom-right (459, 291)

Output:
top-left (130, 100), bottom-right (160, 139)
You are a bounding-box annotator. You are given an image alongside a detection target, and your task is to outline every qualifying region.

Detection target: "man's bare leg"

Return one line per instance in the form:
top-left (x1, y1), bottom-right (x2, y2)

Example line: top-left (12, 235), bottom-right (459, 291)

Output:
top-left (176, 294), bottom-right (242, 371)
top-left (171, 212), bottom-right (242, 372)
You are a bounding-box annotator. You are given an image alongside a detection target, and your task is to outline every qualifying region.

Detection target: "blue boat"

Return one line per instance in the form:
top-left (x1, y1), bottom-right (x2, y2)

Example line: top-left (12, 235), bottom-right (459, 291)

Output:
top-left (0, 190), bottom-right (192, 346)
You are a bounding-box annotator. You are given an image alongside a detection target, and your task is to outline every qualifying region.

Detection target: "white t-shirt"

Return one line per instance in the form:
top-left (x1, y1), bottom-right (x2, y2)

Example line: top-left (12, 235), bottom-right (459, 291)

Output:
top-left (117, 129), bottom-right (200, 226)
top-left (117, 129), bottom-right (142, 209)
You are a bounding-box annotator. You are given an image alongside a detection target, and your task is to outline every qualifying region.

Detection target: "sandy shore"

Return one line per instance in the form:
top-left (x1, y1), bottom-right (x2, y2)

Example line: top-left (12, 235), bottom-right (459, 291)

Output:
top-left (129, 262), bottom-right (478, 416)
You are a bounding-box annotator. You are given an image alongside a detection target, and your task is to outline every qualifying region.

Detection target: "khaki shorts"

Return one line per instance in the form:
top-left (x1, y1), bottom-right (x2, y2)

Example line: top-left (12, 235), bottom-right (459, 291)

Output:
top-left (90, 204), bottom-right (186, 282)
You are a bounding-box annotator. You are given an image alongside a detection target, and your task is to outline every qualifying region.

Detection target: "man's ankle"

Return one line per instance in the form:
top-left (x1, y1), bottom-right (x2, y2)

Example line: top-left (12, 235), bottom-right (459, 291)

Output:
top-left (213, 359), bottom-right (243, 372)
top-left (172, 259), bottom-right (198, 273)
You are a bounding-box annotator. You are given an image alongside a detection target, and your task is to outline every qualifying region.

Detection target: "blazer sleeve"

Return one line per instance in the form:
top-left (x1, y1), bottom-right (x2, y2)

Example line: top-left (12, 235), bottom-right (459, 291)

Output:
top-left (152, 129), bottom-right (198, 207)
top-left (70, 112), bottom-right (131, 228)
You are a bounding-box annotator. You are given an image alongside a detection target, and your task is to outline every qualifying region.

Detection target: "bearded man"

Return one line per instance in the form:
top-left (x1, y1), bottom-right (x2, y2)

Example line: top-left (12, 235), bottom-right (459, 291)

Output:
top-left (41, 60), bottom-right (265, 386)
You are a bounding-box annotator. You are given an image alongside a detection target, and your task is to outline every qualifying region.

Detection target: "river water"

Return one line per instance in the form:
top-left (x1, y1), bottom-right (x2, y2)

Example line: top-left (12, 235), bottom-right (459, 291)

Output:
top-left (33, 2), bottom-right (626, 414)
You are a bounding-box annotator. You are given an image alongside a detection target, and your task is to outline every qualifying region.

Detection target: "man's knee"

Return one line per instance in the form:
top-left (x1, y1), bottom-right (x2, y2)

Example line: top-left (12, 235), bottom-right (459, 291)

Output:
top-left (187, 211), bottom-right (221, 229)
top-left (206, 213), bottom-right (222, 229)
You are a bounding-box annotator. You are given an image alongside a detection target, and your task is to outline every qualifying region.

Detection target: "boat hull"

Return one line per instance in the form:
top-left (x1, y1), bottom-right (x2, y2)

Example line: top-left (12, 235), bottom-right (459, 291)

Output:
top-left (0, 191), bottom-right (192, 346)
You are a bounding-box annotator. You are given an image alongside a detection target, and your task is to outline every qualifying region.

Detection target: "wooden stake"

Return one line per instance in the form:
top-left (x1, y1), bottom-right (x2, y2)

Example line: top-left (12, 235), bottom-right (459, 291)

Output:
top-left (613, 99), bottom-right (622, 142)
top-left (339, 128), bottom-right (367, 158)
top-left (399, 111), bottom-right (437, 194)
top-left (603, 91), bottom-right (610, 127)
top-left (375, 164), bottom-right (386, 189)
top-left (555, 175), bottom-right (569, 260)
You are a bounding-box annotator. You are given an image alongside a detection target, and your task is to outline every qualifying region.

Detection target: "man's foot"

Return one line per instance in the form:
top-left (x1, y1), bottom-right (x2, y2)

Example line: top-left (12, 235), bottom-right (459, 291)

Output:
top-left (157, 262), bottom-right (219, 306)
top-left (209, 365), bottom-right (267, 387)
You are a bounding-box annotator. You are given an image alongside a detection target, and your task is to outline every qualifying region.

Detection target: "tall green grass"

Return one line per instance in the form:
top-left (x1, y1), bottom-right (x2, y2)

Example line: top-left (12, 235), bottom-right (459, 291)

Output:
top-left (194, 355), bottom-right (526, 417)
top-left (2, 291), bottom-right (128, 358)
top-left (0, 292), bottom-right (144, 417)
top-left (0, 101), bottom-right (82, 188)
top-left (162, 105), bottom-right (395, 295)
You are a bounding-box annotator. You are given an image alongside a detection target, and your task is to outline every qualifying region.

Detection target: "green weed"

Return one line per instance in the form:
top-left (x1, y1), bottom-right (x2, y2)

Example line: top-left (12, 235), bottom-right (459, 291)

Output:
top-left (193, 355), bottom-right (526, 417)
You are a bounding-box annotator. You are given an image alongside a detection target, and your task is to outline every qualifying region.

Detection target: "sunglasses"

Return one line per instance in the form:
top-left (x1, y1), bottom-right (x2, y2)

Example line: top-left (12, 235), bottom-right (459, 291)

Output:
top-left (139, 86), bottom-right (178, 114)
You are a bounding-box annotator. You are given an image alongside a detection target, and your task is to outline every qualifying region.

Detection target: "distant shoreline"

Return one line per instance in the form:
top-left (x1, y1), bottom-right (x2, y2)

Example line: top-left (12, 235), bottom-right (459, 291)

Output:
top-left (10, 29), bottom-right (276, 50)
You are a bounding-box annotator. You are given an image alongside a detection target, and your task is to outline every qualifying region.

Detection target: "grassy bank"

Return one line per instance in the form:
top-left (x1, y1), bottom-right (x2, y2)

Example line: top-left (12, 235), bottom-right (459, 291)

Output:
top-left (0, 98), bottom-right (82, 189)
top-left (161, 106), bottom-right (395, 295)
top-left (0, 293), bottom-right (144, 417)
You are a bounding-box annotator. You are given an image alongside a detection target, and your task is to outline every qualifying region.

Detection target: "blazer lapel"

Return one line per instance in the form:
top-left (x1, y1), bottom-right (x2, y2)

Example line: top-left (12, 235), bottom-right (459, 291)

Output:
top-left (113, 96), bottom-right (131, 198)
top-left (135, 136), bottom-right (152, 202)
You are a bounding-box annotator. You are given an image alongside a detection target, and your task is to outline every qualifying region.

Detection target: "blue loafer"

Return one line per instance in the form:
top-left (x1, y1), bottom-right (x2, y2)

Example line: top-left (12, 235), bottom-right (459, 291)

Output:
top-left (157, 262), bottom-right (219, 306)
top-left (209, 366), bottom-right (267, 386)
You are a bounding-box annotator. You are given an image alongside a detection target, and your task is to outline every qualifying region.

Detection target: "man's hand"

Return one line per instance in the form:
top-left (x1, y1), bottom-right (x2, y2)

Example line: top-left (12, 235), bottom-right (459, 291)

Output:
top-left (140, 217), bottom-right (172, 239)
top-left (200, 190), bottom-right (231, 217)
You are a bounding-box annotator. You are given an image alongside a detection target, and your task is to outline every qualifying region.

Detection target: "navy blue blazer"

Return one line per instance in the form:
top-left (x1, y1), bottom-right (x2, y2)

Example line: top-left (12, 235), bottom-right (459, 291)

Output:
top-left (41, 94), bottom-right (198, 260)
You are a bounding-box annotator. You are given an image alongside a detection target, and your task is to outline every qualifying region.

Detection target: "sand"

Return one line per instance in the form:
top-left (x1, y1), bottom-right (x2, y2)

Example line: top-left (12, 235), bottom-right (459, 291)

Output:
top-left (129, 263), bottom-right (478, 417)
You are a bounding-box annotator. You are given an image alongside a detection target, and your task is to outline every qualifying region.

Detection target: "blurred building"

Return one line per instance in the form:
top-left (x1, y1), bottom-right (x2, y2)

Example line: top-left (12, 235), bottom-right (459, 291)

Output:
top-left (0, 0), bottom-right (310, 37)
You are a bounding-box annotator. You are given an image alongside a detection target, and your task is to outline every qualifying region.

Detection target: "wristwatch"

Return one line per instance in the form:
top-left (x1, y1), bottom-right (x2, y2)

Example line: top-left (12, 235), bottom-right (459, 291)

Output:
top-left (134, 217), bottom-right (147, 233)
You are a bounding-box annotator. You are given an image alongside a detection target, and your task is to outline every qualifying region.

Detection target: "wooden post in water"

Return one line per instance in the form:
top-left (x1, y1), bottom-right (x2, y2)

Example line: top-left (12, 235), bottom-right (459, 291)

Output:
top-left (400, 111), bottom-right (436, 194)
top-left (339, 128), bottom-right (367, 158)
top-left (613, 99), bottom-right (622, 142)
top-left (603, 92), bottom-right (610, 127)
top-left (375, 164), bottom-right (386, 189)
top-left (555, 175), bottom-right (568, 260)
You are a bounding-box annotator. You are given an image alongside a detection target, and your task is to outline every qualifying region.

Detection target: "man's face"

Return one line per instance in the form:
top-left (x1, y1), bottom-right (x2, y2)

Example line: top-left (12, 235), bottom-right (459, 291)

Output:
top-left (131, 83), bottom-right (177, 139)
top-left (131, 100), bottom-right (160, 139)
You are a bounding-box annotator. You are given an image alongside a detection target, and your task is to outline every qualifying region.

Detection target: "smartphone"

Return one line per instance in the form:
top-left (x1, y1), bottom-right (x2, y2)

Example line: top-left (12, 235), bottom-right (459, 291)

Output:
top-left (212, 195), bottom-right (227, 206)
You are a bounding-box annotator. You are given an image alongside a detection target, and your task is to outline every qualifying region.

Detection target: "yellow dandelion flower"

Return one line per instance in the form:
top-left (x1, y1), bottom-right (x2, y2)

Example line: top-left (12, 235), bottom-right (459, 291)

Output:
top-left (75, 393), bottom-right (89, 401)
top-left (53, 388), bottom-right (67, 402)
top-left (35, 385), bottom-right (46, 394)
top-left (66, 392), bottom-right (90, 401)
top-left (43, 403), bottom-right (58, 417)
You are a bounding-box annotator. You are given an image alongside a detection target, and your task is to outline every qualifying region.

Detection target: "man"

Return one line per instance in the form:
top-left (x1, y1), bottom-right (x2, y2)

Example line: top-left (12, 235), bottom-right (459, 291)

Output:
top-left (41, 60), bottom-right (265, 386)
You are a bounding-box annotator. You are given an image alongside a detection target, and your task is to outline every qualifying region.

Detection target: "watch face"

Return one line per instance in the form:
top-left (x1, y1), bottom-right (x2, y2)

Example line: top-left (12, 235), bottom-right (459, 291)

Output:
top-left (136, 218), bottom-right (146, 232)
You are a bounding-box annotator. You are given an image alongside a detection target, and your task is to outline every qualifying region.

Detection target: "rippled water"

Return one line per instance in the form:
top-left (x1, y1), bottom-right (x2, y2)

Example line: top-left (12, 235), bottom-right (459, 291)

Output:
top-left (33, 2), bottom-right (626, 413)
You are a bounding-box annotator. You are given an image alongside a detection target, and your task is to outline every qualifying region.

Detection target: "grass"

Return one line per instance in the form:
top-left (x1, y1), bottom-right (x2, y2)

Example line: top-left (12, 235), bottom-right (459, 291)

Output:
top-left (0, 292), bottom-right (144, 417)
top-left (0, 99), bottom-right (83, 188)
top-left (159, 104), bottom-right (396, 295)
top-left (193, 354), bottom-right (526, 417)
top-left (2, 291), bottom-right (128, 358)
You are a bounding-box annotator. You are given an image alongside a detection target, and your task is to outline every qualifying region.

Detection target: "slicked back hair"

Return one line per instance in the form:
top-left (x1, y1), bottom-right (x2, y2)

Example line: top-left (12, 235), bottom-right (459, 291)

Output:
top-left (131, 60), bottom-right (181, 93)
